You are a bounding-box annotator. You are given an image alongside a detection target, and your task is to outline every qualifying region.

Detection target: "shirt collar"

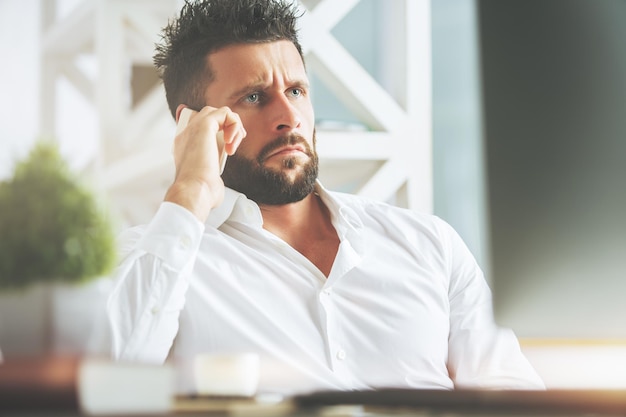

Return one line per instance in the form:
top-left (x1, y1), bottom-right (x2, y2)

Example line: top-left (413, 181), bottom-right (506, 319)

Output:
top-left (205, 187), bottom-right (263, 228)
top-left (315, 183), bottom-right (363, 236)
top-left (205, 181), bottom-right (363, 240)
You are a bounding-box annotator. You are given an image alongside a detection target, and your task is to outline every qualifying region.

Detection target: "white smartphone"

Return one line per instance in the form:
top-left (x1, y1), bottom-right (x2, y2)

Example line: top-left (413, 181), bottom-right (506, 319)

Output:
top-left (176, 107), bottom-right (227, 174)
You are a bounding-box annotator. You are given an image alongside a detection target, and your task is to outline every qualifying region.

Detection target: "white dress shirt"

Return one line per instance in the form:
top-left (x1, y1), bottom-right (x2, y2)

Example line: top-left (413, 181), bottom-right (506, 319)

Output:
top-left (104, 182), bottom-right (544, 395)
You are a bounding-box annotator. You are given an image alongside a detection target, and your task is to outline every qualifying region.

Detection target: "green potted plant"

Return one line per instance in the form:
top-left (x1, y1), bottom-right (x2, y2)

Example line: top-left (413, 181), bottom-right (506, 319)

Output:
top-left (0, 141), bottom-right (116, 356)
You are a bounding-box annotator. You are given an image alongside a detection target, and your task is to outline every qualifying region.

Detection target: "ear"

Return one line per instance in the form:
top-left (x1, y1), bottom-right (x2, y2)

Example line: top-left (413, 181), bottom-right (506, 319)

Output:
top-left (175, 104), bottom-right (189, 123)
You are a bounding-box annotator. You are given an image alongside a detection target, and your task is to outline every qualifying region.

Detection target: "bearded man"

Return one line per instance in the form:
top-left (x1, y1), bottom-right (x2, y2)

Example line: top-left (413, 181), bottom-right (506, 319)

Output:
top-left (104, 0), bottom-right (544, 395)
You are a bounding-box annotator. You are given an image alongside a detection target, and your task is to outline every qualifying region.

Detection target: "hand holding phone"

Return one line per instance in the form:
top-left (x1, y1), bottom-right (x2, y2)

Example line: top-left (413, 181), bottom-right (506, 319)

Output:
top-left (176, 107), bottom-right (228, 174)
top-left (167, 106), bottom-right (245, 220)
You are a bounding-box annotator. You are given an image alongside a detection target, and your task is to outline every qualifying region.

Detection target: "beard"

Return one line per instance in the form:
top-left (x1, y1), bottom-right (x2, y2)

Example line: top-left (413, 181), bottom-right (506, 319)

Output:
top-left (221, 132), bottom-right (319, 205)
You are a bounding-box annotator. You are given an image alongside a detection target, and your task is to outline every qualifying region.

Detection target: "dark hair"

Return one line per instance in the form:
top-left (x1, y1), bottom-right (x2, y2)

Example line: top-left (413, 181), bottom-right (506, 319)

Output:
top-left (154, 0), bottom-right (304, 118)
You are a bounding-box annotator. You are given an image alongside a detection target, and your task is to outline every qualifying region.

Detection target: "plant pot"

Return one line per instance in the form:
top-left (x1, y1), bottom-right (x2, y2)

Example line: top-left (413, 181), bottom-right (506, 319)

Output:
top-left (0, 279), bottom-right (111, 358)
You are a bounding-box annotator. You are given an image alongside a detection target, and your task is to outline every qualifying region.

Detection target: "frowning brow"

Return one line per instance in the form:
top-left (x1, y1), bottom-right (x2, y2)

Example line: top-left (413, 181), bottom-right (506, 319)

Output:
top-left (228, 80), bottom-right (310, 101)
top-left (228, 82), bottom-right (267, 101)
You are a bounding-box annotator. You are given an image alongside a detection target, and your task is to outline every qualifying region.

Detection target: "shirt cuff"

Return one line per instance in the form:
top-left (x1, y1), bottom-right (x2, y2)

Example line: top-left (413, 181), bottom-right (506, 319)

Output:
top-left (136, 202), bottom-right (205, 272)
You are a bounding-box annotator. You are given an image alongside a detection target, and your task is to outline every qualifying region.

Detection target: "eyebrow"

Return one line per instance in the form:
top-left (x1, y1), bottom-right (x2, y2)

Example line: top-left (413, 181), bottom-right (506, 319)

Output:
top-left (228, 82), bottom-right (267, 101)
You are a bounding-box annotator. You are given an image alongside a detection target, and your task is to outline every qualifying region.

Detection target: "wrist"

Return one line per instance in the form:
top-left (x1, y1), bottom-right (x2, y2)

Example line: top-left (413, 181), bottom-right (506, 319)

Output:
top-left (164, 179), bottom-right (224, 223)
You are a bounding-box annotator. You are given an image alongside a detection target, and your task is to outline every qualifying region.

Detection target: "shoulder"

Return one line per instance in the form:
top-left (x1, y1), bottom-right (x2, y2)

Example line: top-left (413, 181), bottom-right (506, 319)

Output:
top-left (327, 189), bottom-right (451, 232)
top-left (325, 190), bottom-right (464, 258)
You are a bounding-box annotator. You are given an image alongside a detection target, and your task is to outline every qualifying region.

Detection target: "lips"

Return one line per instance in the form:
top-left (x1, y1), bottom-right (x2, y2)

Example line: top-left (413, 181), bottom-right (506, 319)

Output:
top-left (266, 144), bottom-right (307, 159)
top-left (258, 136), bottom-right (310, 163)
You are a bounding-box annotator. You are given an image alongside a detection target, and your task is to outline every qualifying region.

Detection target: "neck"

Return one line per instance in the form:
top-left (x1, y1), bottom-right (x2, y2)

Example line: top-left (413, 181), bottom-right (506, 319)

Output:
top-left (259, 192), bottom-right (326, 238)
top-left (259, 191), bottom-right (339, 277)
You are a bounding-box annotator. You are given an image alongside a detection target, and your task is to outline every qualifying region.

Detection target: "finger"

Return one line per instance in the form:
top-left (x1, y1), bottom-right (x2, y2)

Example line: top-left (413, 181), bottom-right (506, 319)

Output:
top-left (226, 127), bottom-right (246, 155)
top-left (221, 114), bottom-right (246, 154)
top-left (188, 106), bottom-right (245, 154)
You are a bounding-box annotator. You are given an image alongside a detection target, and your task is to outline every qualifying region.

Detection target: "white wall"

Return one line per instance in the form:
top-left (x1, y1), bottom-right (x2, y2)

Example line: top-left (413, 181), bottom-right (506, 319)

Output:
top-left (0, 0), bottom-right (41, 180)
top-left (1, 0), bottom-right (99, 180)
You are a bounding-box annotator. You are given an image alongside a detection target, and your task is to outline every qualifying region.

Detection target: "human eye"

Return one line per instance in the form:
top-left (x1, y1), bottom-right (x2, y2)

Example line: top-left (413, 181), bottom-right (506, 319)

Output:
top-left (243, 92), bottom-right (261, 104)
top-left (288, 87), bottom-right (304, 98)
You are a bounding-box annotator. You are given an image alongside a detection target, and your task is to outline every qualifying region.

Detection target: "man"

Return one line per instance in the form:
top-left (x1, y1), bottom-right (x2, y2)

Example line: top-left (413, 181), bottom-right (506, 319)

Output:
top-left (105, 0), bottom-right (544, 395)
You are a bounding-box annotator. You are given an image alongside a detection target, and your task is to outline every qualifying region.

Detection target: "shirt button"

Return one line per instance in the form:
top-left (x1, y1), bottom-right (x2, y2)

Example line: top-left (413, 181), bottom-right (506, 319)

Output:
top-left (323, 288), bottom-right (332, 296)
top-left (151, 306), bottom-right (160, 315)
top-left (179, 235), bottom-right (191, 249)
top-left (336, 349), bottom-right (346, 360)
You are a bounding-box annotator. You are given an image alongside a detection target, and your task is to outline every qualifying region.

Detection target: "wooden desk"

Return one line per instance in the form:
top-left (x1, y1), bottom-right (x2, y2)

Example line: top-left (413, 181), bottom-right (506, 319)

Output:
top-left (2, 357), bottom-right (626, 416)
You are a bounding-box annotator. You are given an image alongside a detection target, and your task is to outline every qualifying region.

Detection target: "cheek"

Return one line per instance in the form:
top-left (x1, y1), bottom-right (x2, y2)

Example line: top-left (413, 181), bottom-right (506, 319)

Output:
top-left (234, 138), bottom-right (257, 160)
top-left (235, 116), bottom-right (263, 156)
top-left (301, 101), bottom-right (315, 125)
top-left (234, 131), bottom-right (268, 162)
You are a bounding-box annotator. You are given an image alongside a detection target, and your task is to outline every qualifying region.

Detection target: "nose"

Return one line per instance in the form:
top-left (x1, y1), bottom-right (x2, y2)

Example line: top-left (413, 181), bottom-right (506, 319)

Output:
top-left (271, 94), bottom-right (301, 133)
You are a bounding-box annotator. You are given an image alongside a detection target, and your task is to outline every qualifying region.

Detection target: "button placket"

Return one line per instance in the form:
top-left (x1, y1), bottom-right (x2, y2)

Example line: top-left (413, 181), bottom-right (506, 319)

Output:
top-left (319, 285), bottom-right (349, 374)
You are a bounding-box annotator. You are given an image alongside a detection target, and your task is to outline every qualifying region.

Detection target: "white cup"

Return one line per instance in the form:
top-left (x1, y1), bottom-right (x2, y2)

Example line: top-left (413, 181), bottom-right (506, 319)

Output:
top-left (193, 353), bottom-right (260, 397)
top-left (78, 359), bottom-right (174, 415)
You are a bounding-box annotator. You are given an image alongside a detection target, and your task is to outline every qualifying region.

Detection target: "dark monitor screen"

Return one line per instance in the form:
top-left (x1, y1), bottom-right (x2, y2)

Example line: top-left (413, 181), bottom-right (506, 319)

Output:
top-left (479, 0), bottom-right (626, 338)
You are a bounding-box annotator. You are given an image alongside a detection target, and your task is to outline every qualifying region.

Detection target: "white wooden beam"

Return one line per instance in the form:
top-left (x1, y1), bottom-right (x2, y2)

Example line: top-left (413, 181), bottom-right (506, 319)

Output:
top-left (126, 4), bottom-right (172, 41)
top-left (41, 1), bottom-right (94, 57)
top-left (316, 131), bottom-right (396, 160)
top-left (306, 33), bottom-right (409, 132)
top-left (118, 84), bottom-right (170, 150)
top-left (96, 0), bottom-right (129, 161)
top-left (356, 157), bottom-right (409, 202)
top-left (59, 61), bottom-right (95, 104)
top-left (102, 143), bottom-right (172, 189)
top-left (123, 5), bottom-right (171, 62)
top-left (39, 57), bottom-right (58, 138)
top-left (125, 26), bottom-right (153, 63)
top-left (298, 0), bottom-right (360, 43)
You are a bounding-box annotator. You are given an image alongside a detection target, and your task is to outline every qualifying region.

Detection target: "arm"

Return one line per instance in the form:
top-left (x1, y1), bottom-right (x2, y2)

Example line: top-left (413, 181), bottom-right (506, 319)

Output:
top-left (105, 202), bottom-right (204, 362)
top-left (442, 221), bottom-right (545, 389)
top-left (104, 106), bottom-right (246, 362)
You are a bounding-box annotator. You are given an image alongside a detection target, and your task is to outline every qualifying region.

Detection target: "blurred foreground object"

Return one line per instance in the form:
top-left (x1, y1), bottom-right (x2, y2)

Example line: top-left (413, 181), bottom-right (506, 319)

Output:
top-left (0, 141), bottom-right (115, 289)
top-left (0, 356), bottom-right (79, 412)
top-left (1, 358), bottom-right (626, 416)
top-left (0, 357), bottom-right (174, 415)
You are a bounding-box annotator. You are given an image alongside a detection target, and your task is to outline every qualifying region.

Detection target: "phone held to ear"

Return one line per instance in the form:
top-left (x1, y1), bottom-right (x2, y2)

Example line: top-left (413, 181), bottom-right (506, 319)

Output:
top-left (176, 107), bottom-right (227, 174)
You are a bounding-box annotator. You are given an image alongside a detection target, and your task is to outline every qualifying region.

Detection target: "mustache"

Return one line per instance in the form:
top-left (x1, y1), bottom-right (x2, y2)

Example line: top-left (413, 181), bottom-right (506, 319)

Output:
top-left (257, 134), bottom-right (313, 163)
